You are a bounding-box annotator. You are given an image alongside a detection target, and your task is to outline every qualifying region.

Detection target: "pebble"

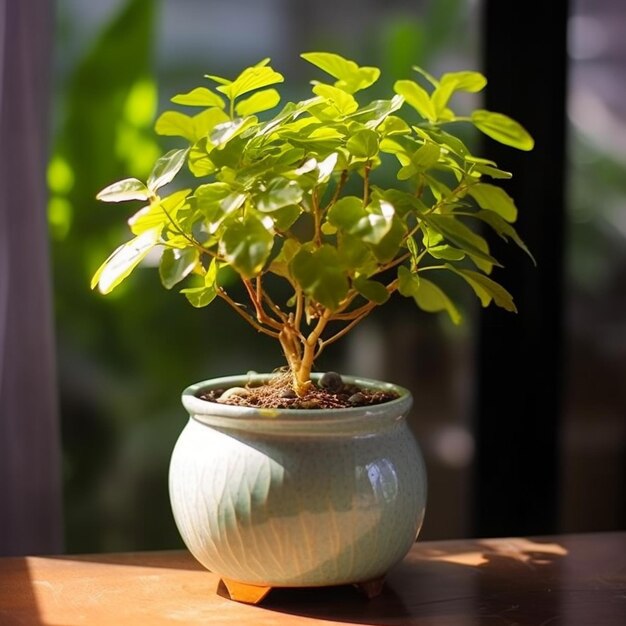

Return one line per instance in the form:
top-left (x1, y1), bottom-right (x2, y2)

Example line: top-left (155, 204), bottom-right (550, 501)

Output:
top-left (298, 400), bottom-right (320, 409)
top-left (348, 392), bottom-right (367, 406)
top-left (217, 386), bottom-right (251, 401)
top-left (319, 371), bottom-right (343, 392)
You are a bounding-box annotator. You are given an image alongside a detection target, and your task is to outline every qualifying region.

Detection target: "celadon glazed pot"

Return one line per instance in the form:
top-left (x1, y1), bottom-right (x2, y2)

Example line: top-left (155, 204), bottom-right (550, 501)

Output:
top-left (169, 373), bottom-right (427, 604)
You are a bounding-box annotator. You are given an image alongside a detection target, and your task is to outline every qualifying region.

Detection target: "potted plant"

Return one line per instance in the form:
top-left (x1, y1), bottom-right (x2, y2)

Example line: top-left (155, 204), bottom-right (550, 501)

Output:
top-left (92, 52), bottom-right (533, 603)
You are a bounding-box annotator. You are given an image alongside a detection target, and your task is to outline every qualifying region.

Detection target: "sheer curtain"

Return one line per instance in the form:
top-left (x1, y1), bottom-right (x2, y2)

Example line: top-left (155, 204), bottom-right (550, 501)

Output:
top-left (0, 0), bottom-right (63, 555)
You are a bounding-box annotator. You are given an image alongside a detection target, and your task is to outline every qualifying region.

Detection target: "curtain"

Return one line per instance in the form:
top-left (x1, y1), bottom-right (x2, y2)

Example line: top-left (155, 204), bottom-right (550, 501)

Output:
top-left (0, 0), bottom-right (63, 555)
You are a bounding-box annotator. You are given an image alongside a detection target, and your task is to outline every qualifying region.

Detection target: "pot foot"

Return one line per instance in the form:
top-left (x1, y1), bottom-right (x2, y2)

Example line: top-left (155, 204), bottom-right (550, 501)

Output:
top-left (354, 575), bottom-right (386, 599)
top-left (219, 578), bottom-right (272, 604)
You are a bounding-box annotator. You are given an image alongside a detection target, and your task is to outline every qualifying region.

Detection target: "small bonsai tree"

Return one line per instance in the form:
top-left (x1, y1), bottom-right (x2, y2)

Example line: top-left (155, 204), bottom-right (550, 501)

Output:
top-left (92, 52), bottom-right (534, 397)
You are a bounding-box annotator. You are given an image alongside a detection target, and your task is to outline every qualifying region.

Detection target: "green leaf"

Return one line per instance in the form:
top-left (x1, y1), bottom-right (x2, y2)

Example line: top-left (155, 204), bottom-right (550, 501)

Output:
top-left (180, 259), bottom-right (218, 307)
top-left (159, 247), bottom-right (199, 289)
top-left (96, 178), bottom-right (149, 202)
top-left (467, 183), bottom-right (517, 222)
top-left (397, 266), bottom-right (461, 324)
top-left (327, 196), bottom-right (395, 244)
top-left (220, 215), bottom-right (273, 278)
top-left (269, 238), bottom-right (299, 278)
top-left (193, 182), bottom-right (232, 222)
top-left (188, 139), bottom-right (216, 177)
top-left (128, 188), bottom-right (190, 236)
top-left (412, 142), bottom-right (440, 169)
top-left (256, 178), bottom-right (303, 212)
top-left (190, 107), bottom-right (231, 142)
top-left (471, 109), bottom-right (534, 151)
top-left (346, 129), bottom-right (379, 159)
top-left (371, 216), bottom-right (407, 263)
top-left (91, 227), bottom-right (160, 294)
top-left (235, 88), bottom-right (281, 117)
top-left (171, 87), bottom-right (225, 108)
top-left (353, 276), bottom-right (389, 304)
top-left (432, 71), bottom-right (487, 115)
top-left (210, 117), bottom-right (256, 147)
top-left (337, 234), bottom-right (378, 276)
top-left (394, 80), bottom-right (436, 122)
top-left (147, 148), bottom-right (189, 192)
top-left (312, 83), bottom-right (358, 115)
top-left (425, 214), bottom-right (501, 268)
top-left (346, 95), bottom-right (404, 129)
top-left (155, 108), bottom-right (229, 142)
top-left (473, 210), bottom-right (536, 264)
top-left (428, 245), bottom-right (466, 261)
top-left (155, 110), bottom-right (194, 140)
top-left (446, 265), bottom-right (517, 312)
top-left (270, 204), bottom-right (301, 231)
top-left (301, 52), bottom-right (380, 93)
top-left (220, 64), bottom-right (284, 100)
top-left (290, 244), bottom-right (349, 310)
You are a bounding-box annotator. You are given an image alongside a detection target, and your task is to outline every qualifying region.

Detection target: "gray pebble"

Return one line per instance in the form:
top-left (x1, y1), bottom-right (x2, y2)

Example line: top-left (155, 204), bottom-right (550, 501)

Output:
top-left (319, 371), bottom-right (343, 392)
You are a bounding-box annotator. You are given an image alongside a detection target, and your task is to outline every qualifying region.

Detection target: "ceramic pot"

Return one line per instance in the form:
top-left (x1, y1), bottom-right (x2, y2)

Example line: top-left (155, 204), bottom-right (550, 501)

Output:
top-left (169, 373), bottom-right (427, 593)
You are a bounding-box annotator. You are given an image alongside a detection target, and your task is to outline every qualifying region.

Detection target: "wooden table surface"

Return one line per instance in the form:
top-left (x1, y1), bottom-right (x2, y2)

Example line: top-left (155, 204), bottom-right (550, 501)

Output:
top-left (0, 532), bottom-right (624, 625)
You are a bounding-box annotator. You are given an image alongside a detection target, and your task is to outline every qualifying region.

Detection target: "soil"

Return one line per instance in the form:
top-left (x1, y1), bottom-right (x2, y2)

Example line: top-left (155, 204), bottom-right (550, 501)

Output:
top-left (197, 371), bottom-right (399, 409)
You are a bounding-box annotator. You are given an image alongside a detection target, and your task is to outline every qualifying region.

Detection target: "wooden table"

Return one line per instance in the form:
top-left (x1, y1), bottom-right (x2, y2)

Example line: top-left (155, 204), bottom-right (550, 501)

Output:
top-left (0, 533), bottom-right (624, 625)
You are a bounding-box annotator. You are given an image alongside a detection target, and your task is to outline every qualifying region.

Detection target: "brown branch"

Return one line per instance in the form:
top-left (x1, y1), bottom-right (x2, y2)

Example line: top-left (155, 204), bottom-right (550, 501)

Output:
top-left (325, 169), bottom-right (348, 212)
top-left (217, 288), bottom-right (280, 338)
top-left (242, 279), bottom-right (283, 330)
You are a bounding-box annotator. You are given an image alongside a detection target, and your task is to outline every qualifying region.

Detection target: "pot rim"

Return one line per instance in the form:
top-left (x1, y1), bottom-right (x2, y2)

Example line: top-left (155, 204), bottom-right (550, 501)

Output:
top-left (181, 373), bottom-right (413, 433)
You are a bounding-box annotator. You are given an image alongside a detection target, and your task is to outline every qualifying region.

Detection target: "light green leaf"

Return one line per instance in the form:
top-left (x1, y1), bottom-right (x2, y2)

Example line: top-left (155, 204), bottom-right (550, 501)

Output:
top-left (432, 71), bottom-right (486, 115)
top-left (412, 142), bottom-right (440, 169)
top-left (398, 266), bottom-right (461, 324)
top-left (193, 182), bottom-right (231, 222)
top-left (371, 216), bottom-right (407, 263)
top-left (220, 64), bottom-right (284, 100)
top-left (290, 244), bottom-right (349, 310)
top-left (467, 183), bottom-right (517, 222)
top-left (210, 117), bottom-right (256, 147)
top-left (353, 276), bottom-right (389, 304)
top-left (128, 188), bottom-right (190, 236)
top-left (338, 234), bottom-right (378, 275)
top-left (473, 210), bottom-right (536, 264)
top-left (159, 247), bottom-right (199, 289)
top-left (425, 214), bottom-right (501, 268)
top-left (471, 109), bottom-right (534, 151)
top-left (346, 129), bottom-right (379, 159)
top-left (171, 87), bottom-right (225, 108)
top-left (271, 204), bottom-right (301, 231)
top-left (155, 108), bottom-right (229, 143)
top-left (446, 265), bottom-right (517, 312)
top-left (394, 80), bottom-right (436, 122)
top-left (147, 148), bottom-right (189, 192)
top-left (301, 52), bottom-right (380, 93)
top-left (327, 196), bottom-right (395, 244)
top-left (91, 227), bottom-right (160, 294)
top-left (191, 107), bottom-right (231, 142)
top-left (235, 88), bottom-right (281, 117)
top-left (269, 238), bottom-right (300, 278)
top-left (428, 245), bottom-right (466, 261)
top-left (188, 139), bottom-right (216, 177)
top-left (220, 215), bottom-right (273, 278)
top-left (180, 259), bottom-right (218, 307)
top-left (256, 178), bottom-right (303, 212)
top-left (96, 178), bottom-right (149, 203)
top-left (346, 95), bottom-right (404, 129)
top-left (312, 83), bottom-right (358, 115)
top-left (155, 110), bottom-right (194, 141)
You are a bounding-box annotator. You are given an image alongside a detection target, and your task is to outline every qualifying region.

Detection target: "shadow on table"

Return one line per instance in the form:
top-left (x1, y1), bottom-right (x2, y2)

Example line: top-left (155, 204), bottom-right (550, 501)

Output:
top-left (259, 537), bottom-right (568, 626)
top-left (48, 550), bottom-right (204, 571)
